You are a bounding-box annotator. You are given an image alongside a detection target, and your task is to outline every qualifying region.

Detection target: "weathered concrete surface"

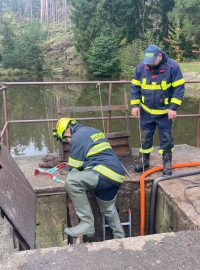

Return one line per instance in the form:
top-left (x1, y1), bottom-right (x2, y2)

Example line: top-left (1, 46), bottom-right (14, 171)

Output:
top-left (0, 216), bottom-right (16, 258)
top-left (156, 168), bottom-right (200, 233)
top-left (13, 144), bottom-right (200, 188)
top-left (1, 231), bottom-right (200, 270)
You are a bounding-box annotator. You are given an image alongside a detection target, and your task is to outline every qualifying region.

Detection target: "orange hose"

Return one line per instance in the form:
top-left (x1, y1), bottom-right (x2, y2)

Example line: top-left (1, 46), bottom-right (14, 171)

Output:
top-left (140, 162), bottom-right (200, 236)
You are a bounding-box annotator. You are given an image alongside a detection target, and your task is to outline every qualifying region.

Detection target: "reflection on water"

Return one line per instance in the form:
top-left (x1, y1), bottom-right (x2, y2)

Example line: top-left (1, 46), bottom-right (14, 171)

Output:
top-left (0, 82), bottom-right (199, 156)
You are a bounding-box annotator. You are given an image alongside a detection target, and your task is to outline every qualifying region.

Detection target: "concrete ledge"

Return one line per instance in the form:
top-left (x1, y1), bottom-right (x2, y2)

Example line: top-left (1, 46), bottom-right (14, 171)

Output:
top-left (1, 230), bottom-right (200, 270)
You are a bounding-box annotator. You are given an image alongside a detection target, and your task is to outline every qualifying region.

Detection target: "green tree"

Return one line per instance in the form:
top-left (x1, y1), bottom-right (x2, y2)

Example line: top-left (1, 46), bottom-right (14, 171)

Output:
top-left (68, 0), bottom-right (144, 56)
top-left (2, 21), bottom-right (47, 71)
top-left (86, 25), bottom-right (120, 78)
top-left (0, 12), bottom-right (16, 54)
top-left (119, 31), bottom-right (163, 79)
top-left (167, 0), bottom-right (200, 59)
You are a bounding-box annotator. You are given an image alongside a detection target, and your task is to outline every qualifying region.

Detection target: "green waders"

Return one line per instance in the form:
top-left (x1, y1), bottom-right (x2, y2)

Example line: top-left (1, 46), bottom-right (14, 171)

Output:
top-left (96, 196), bottom-right (125, 239)
top-left (64, 168), bottom-right (99, 237)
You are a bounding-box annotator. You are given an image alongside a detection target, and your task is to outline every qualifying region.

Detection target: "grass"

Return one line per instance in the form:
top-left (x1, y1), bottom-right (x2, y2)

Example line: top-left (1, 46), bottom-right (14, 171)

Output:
top-left (179, 62), bottom-right (200, 74)
top-left (178, 62), bottom-right (200, 98)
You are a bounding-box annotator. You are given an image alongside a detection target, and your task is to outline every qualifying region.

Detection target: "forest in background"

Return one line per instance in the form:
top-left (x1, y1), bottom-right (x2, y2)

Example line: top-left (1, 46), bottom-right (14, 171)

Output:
top-left (0, 0), bottom-right (199, 79)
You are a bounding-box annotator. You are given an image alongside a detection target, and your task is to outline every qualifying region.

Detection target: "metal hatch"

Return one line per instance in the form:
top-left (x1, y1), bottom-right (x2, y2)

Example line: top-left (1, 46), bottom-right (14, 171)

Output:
top-left (0, 144), bottom-right (36, 249)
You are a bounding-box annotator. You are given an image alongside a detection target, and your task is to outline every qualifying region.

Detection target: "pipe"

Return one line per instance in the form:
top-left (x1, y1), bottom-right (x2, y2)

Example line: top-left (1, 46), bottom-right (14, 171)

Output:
top-left (148, 169), bottom-right (200, 235)
top-left (140, 162), bottom-right (200, 236)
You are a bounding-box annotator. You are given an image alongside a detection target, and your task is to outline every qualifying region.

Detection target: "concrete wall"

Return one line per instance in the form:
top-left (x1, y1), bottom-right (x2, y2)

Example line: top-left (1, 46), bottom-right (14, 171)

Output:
top-left (155, 186), bottom-right (198, 233)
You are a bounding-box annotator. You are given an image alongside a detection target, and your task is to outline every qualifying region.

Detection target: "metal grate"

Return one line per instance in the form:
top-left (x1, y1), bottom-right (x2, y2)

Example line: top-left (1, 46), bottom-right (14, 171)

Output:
top-left (0, 144), bottom-right (36, 249)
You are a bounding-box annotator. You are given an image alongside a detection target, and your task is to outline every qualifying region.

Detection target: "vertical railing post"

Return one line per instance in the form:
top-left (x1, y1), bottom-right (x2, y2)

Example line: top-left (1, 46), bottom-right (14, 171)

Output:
top-left (2, 86), bottom-right (10, 150)
top-left (197, 99), bottom-right (200, 147)
top-left (107, 82), bottom-right (112, 133)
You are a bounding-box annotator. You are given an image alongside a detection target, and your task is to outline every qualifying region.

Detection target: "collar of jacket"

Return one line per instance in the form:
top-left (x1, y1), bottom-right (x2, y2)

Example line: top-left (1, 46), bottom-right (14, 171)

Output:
top-left (71, 123), bottom-right (82, 134)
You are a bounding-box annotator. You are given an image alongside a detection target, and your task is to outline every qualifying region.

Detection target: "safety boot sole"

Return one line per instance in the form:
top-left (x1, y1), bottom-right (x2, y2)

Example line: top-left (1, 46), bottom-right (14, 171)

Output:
top-left (64, 227), bottom-right (95, 238)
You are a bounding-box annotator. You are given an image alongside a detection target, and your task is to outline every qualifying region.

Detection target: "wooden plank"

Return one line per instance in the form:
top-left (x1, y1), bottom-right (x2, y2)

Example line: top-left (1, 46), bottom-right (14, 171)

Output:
top-left (112, 146), bottom-right (130, 157)
top-left (106, 131), bottom-right (131, 138)
top-left (109, 138), bottom-right (129, 147)
top-left (60, 105), bottom-right (128, 113)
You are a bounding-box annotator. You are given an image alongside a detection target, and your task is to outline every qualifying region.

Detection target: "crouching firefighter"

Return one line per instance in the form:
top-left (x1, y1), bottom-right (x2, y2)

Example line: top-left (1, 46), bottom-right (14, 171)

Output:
top-left (53, 118), bottom-right (125, 239)
top-left (130, 45), bottom-right (185, 175)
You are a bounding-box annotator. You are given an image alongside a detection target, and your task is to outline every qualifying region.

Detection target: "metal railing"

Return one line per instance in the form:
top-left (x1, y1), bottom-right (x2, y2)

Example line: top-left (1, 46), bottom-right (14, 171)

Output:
top-left (0, 80), bottom-right (200, 150)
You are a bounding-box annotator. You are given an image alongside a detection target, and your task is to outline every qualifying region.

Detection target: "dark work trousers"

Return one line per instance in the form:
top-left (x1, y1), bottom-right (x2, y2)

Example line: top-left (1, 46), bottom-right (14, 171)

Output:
top-left (140, 108), bottom-right (174, 152)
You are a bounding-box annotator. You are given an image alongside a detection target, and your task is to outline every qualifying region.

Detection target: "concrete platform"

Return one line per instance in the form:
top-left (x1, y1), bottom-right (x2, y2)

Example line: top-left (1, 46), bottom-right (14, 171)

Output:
top-left (1, 230), bottom-right (200, 270)
top-left (14, 144), bottom-right (200, 190)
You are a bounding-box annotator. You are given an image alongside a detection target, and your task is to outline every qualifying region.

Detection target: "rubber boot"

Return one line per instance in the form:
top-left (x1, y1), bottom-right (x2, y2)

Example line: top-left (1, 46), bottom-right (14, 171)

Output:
top-left (96, 196), bottom-right (125, 239)
top-left (64, 170), bottom-right (98, 237)
top-left (134, 153), bottom-right (150, 172)
top-left (64, 193), bottom-right (95, 237)
top-left (162, 151), bottom-right (172, 175)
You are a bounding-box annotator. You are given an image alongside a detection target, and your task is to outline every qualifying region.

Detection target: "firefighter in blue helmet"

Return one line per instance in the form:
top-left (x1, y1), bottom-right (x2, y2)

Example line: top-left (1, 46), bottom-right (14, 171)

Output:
top-left (130, 45), bottom-right (185, 175)
top-left (54, 118), bottom-right (125, 238)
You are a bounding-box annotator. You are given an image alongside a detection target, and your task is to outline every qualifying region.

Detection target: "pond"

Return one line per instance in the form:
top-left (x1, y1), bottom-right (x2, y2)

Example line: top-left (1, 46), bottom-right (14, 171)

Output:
top-left (0, 82), bottom-right (199, 156)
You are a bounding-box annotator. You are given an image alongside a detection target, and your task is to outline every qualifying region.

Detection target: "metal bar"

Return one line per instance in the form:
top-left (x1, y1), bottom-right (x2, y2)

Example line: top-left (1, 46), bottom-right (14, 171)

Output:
top-left (130, 114), bottom-right (200, 119)
top-left (2, 88), bottom-right (10, 150)
top-left (176, 114), bottom-right (200, 118)
top-left (2, 81), bottom-right (130, 86)
top-left (102, 215), bottom-right (106, 241)
top-left (0, 121), bottom-right (8, 143)
top-left (107, 83), bottom-right (113, 133)
top-left (8, 116), bottom-right (129, 124)
top-left (1, 80), bottom-right (200, 86)
top-left (0, 80), bottom-right (199, 151)
top-left (7, 114), bottom-right (200, 125)
top-left (60, 105), bottom-right (128, 113)
top-left (102, 210), bottom-right (132, 240)
top-left (197, 100), bottom-right (200, 147)
top-left (13, 229), bottom-right (31, 250)
top-left (104, 222), bottom-right (131, 228)
top-left (0, 85), bottom-right (8, 92)
top-left (128, 209), bottom-right (132, 237)
top-left (36, 192), bottom-right (66, 197)
top-left (56, 96), bottom-right (61, 114)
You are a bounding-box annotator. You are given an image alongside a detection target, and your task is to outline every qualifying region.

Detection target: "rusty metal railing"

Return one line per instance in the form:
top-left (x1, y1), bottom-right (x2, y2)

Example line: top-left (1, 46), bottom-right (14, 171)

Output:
top-left (0, 80), bottom-right (200, 150)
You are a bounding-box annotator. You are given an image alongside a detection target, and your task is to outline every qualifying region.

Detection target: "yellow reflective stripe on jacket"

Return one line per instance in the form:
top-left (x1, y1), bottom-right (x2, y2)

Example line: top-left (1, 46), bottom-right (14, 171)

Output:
top-left (93, 165), bottom-right (125, 183)
top-left (161, 81), bottom-right (172, 90)
top-left (141, 80), bottom-right (171, 91)
top-left (132, 79), bottom-right (141, 86)
top-left (139, 147), bottom-right (154, 154)
top-left (86, 142), bottom-right (111, 157)
top-left (141, 96), bottom-right (145, 103)
top-left (141, 103), bottom-right (168, 115)
top-left (68, 157), bottom-right (84, 168)
top-left (172, 78), bottom-right (185, 87)
top-left (164, 98), bottom-right (169, 105)
top-left (171, 98), bottom-right (182, 105)
top-left (131, 99), bottom-right (141, 105)
top-left (141, 84), bottom-right (161, 90)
